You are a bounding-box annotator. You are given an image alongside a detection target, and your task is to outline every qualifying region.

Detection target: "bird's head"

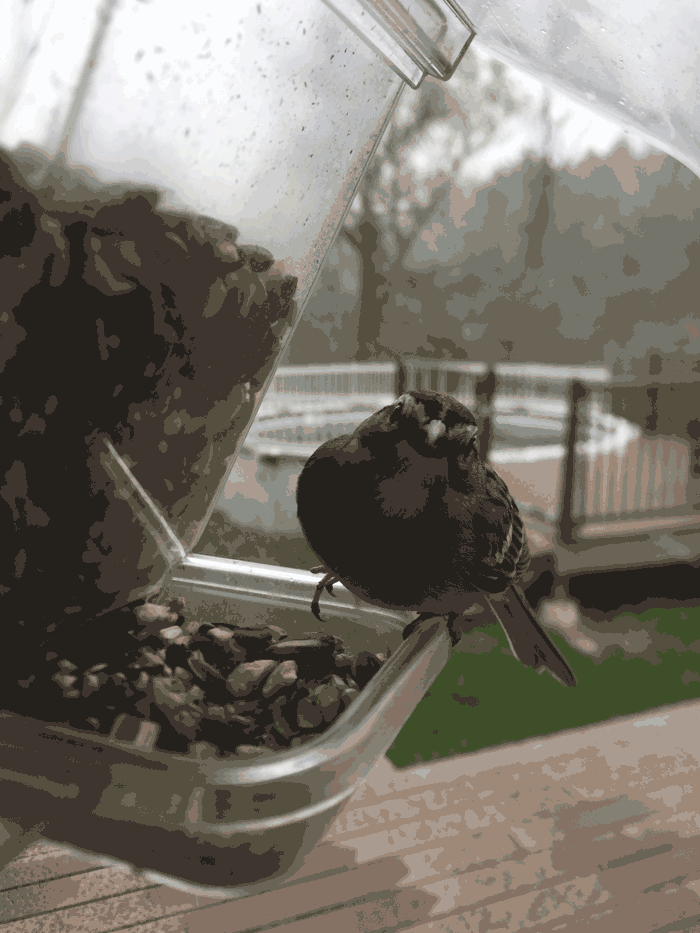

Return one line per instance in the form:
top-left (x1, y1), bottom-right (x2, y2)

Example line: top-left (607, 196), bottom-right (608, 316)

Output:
top-left (386, 390), bottom-right (479, 458)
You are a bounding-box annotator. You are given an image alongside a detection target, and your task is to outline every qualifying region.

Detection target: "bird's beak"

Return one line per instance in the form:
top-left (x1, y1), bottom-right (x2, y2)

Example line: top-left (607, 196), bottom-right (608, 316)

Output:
top-left (425, 419), bottom-right (446, 445)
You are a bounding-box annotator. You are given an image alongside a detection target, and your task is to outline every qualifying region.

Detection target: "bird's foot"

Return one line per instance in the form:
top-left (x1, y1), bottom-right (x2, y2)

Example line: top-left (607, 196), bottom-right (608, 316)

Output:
top-left (402, 611), bottom-right (463, 647)
top-left (402, 612), bottom-right (435, 641)
top-left (310, 567), bottom-right (340, 622)
top-left (446, 611), bottom-right (463, 648)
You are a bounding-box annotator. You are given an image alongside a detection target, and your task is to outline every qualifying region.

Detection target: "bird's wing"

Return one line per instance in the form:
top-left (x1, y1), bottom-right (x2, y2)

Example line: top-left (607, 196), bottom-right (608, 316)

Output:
top-left (447, 457), bottom-right (531, 594)
top-left (484, 584), bottom-right (577, 687)
top-left (296, 432), bottom-right (383, 577)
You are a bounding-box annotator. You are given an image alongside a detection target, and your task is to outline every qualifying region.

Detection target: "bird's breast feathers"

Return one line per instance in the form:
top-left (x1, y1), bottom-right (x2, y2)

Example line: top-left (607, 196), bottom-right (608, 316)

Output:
top-left (374, 440), bottom-right (448, 520)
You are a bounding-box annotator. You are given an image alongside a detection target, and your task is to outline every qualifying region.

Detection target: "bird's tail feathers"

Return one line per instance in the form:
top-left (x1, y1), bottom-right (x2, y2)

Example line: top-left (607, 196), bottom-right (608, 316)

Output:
top-left (484, 585), bottom-right (577, 687)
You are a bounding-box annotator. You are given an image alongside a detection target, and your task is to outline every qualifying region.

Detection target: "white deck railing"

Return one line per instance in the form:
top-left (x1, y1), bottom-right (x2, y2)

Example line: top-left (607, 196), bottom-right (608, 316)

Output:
top-left (248, 362), bottom-right (691, 524)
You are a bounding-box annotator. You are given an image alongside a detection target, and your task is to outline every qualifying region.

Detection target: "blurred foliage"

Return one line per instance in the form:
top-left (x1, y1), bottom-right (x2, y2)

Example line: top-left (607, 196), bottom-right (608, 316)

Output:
top-left (287, 52), bottom-right (700, 381)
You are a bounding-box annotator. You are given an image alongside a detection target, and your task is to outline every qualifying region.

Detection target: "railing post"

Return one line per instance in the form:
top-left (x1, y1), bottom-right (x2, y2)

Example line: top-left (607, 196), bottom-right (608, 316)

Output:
top-left (558, 380), bottom-right (588, 546)
top-left (474, 367), bottom-right (497, 463)
top-left (394, 358), bottom-right (407, 398)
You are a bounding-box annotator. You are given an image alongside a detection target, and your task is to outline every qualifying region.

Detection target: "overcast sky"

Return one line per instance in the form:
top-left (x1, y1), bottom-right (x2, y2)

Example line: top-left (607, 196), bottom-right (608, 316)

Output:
top-left (402, 44), bottom-right (660, 191)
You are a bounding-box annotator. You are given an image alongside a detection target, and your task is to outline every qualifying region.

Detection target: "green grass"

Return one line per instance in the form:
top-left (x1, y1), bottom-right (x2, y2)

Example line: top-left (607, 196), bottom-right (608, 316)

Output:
top-left (386, 605), bottom-right (700, 768)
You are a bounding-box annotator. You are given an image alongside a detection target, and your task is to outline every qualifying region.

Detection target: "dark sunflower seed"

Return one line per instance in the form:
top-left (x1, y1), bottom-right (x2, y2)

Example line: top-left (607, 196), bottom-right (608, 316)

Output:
top-left (269, 696), bottom-right (297, 739)
top-left (187, 650), bottom-right (224, 682)
top-left (261, 660), bottom-right (298, 698)
top-left (311, 683), bottom-right (342, 723)
top-left (269, 638), bottom-right (333, 658)
top-left (352, 651), bottom-right (382, 688)
top-left (53, 673), bottom-right (77, 689)
top-left (226, 659), bottom-right (276, 698)
top-left (296, 696), bottom-right (324, 730)
top-left (206, 704), bottom-right (228, 723)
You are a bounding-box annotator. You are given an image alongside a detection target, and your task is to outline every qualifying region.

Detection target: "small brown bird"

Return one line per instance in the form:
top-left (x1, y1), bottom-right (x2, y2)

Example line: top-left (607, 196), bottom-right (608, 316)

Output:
top-left (296, 389), bottom-right (576, 687)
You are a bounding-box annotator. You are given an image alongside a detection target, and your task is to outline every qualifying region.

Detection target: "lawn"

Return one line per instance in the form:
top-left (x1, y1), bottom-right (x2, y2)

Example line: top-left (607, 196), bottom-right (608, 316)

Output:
top-left (387, 604), bottom-right (700, 767)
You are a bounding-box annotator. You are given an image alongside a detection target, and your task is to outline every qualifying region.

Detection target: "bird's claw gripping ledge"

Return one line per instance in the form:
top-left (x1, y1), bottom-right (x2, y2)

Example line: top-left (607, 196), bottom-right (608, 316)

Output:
top-left (310, 567), bottom-right (340, 622)
top-left (402, 611), bottom-right (463, 647)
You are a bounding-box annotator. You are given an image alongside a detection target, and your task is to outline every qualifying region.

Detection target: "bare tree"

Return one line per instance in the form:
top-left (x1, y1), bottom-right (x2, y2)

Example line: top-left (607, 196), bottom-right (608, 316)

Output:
top-left (342, 58), bottom-right (526, 366)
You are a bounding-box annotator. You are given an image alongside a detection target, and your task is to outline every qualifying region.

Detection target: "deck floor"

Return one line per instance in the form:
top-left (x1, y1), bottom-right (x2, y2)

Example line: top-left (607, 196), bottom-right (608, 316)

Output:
top-left (2, 701), bottom-right (700, 932)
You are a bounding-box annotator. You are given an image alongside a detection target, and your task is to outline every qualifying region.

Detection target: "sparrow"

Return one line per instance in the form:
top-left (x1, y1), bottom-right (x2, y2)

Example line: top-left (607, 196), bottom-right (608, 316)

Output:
top-left (296, 389), bottom-right (576, 687)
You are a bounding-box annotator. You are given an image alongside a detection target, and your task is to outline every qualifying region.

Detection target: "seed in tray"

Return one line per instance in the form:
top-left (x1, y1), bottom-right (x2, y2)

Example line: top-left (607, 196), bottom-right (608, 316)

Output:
top-left (228, 711), bottom-right (255, 728)
top-left (269, 696), bottom-right (297, 739)
top-left (173, 708), bottom-right (201, 733)
top-left (187, 650), bottom-right (224, 682)
top-left (135, 671), bottom-right (150, 692)
top-left (159, 625), bottom-right (185, 644)
top-left (351, 651), bottom-right (382, 688)
top-left (52, 672), bottom-right (77, 689)
top-left (198, 633), bottom-right (246, 668)
top-left (224, 702), bottom-right (256, 720)
top-left (226, 659), bottom-right (276, 697)
top-left (339, 687), bottom-right (360, 708)
top-left (332, 653), bottom-right (354, 675)
top-left (208, 627), bottom-right (235, 647)
top-left (152, 676), bottom-right (187, 710)
top-left (182, 617), bottom-right (202, 637)
top-left (189, 742), bottom-right (219, 759)
top-left (260, 728), bottom-right (288, 750)
top-left (130, 648), bottom-right (164, 669)
top-left (206, 704), bottom-right (228, 723)
top-left (311, 683), bottom-right (342, 723)
top-left (27, 599), bottom-right (391, 760)
top-left (136, 603), bottom-right (179, 629)
top-left (188, 684), bottom-right (205, 705)
top-left (226, 627), bottom-right (280, 657)
top-left (269, 638), bottom-right (333, 658)
top-left (82, 673), bottom-right (102, 697)
top-left (229, 626), bottom-right (274, 641)
top-left (169, 597), bottom-right (186, 614)
top-left (310, 632), bottom-right (345, 651)
top-left (261, 660), bottom-right (298, 697)
top-left (164, 643), bottom-right (191, 669)
top-left (226, 698), bottom-right (260, 716)
top-left (296, 696), bottom-right (324, 730)
top-left (136, 603), bottom-right (170, 621)
top-left (236, 744), bottom-right (272, 758)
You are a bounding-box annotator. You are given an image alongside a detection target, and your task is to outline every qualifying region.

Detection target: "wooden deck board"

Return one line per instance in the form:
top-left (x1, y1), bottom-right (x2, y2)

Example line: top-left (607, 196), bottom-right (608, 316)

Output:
top-left (2, 702), bottom-right (700, 932)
